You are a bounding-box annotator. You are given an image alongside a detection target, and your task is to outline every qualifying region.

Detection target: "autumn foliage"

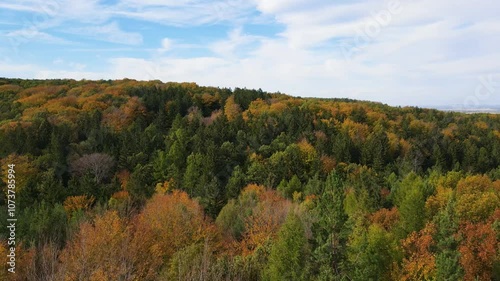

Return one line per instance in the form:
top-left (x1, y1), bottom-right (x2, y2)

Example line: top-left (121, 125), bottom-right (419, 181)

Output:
top-left (0, 79), bottom-right (499, 280)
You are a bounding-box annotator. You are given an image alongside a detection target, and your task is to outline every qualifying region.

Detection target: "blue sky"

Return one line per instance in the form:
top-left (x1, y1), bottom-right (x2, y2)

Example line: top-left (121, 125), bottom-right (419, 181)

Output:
top-left (0, 0), bottom-right (499, 107)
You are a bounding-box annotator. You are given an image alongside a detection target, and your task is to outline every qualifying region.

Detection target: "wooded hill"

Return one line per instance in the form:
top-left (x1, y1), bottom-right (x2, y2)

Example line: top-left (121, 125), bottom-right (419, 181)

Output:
top-left (0, 78), bottom-right (499, 280)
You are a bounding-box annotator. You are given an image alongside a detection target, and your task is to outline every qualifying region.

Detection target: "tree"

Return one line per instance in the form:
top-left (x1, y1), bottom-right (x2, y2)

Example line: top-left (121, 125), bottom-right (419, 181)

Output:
top-left (226, 165), bottom-right (246, 200)
top-left (224, 94), bottom-right (242, 121)
top-left (347, 218), bottom-right (398, 281)
top-left (394, 173), bottom-right (427, 237)
top-left (310, 172), bottom-right (348, 279)
top-left (458, 221), bottom-right (497, 281)
top-left (130, 191), bottom-right (215, 280)
top-left (264, 213), bottom-right (309, 281)
top-left (434, 199), bottom-right (463, 281)
top-left (183, 153), bottom-right (211, 198)
top-left (241, 188), bottom-right (292, 256)
top-left (126, 163), bottom-right (155, 201)
top-left (400, 222), bottom-right (436, 280)
top-left (59, 211), bottom-right (133, 280)
top-left (70, 153), bottom-right (115, 184)
top-left (455, 175), bottom-right (500, 222)
top-left (277, 175), bottom-right (302, 199)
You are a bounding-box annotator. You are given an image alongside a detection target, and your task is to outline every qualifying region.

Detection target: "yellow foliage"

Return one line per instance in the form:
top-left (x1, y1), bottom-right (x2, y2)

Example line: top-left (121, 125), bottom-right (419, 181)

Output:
top-left (441, 123), bottom-right (458, 139)
top-left (297, 139), bottom-right (317, 163)
top-left (269, 101), bottom-right (288, 113)
top-left (224, 95), bottom-right (241, 121)
top-left (60, 211), bottom-right (130, 280)
top-left (425, 185), bottom-right (453, 217)
top-left (474, 121), bottom-right (488, 130)
top-left (456, 175), bottom-right (500, 222)
top-left (1, 154), bottom-right (37, 195)
top-left (342, 118), bottom-right (369, 143)
top-left (409, 119), bottom-right (434, 135)
top-left (63, 195), bottom-right (95, 217)
top-left (155, 180), bottom-right (172, 194)
top-left (243, 98), bottom-right (269, 121)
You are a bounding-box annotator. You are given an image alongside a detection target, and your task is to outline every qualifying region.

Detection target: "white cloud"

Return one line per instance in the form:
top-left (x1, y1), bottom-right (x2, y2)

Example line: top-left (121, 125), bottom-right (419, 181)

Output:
top-left (209, 28), bottom-right (262, 58)
top-left (111, 0), bottom-right (256, 26)
top-left (1, 0), bottom-right (500, 106)
top-left (5, 29), bottom-right (70, 45)
top-left (66, 22), bottom-right (143, 45)
top-left (157, 38), bottom-right (173, 54)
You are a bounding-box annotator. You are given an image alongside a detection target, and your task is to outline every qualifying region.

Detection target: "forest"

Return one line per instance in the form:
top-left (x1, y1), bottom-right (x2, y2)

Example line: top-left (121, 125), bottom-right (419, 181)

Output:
top-left (0, 78), bottom-right (499, 280)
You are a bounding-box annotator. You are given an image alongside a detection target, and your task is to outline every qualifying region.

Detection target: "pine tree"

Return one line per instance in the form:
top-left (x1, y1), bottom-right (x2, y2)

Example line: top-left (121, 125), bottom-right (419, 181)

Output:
top-left (434, 198), bottom-right (463, 280)
top-left (310, 172), bottom-right (348, 280)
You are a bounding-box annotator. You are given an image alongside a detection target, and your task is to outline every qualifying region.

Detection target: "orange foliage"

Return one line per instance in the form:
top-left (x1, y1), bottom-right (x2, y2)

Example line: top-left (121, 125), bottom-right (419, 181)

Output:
top-left (17, 92), bottom-right (50, 107)
top-left (18, 85), bottom-right (67, 99)
top-left (401, 223), bottom-right (436, 281)
top-left (201, 93), bottom-right (218, 106)
top-left (0, 84), bottom-right (22, 93)
top-left (441, 123), bottom-right (458, 139)
top-left (116, 170), bottom-right (130, 190)
top-left (399, 139), bottom-right (412, 157)
top-left (240, 189), bottom-right (291, 255)
top-left (102, 97), bottom-right (146, 131)
top-left (63, 195), bottom-right (95, 217)
top-left (111, 190), bottom-right (129, 201)
top-left (60, 211), bottom-right (131, 280)
top-left (370, 207), bottom-right (399, 231)
top-left (320, 155), bottom-right (336, 174)
top-left (366, 111), bottom-right (387, 123)
top-left (458, 221), bottom-right (497, 281)
top-left (387, 132), bottom-right (400, 155)
top-left (130, 190), bottom-right (216, 279)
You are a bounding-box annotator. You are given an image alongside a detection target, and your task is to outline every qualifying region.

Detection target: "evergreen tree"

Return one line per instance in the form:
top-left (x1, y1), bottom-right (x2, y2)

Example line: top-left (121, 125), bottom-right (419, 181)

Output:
top-left (435, 198), bottom-right (463, 280)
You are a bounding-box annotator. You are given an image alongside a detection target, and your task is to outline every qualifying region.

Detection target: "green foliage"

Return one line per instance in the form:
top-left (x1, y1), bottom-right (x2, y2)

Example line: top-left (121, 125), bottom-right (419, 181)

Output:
top-left (347, 218), bottom-right (398, 281)
top-left (264, 213), bottom-right (309, 281)
top-left (277, 175), bottom-right (302, 199)
top-left (18, 202), bottom-right (68, 247)
top-left (434, 199), bottom-right (463, 280)
top-left (310, 172), bottom-right (348, 280)
top-left (0, 79), bottom-right (499, 280)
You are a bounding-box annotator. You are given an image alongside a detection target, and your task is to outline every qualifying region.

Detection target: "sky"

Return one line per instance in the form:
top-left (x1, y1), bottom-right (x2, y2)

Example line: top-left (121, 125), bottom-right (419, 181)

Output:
top-left (0, 0), bottom-right (499, 108)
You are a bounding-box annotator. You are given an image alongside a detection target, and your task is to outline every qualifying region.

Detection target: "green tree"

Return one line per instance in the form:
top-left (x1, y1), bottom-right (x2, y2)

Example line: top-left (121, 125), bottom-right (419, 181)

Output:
top-left (264, 213), bottom-right (309, 281)
top-left (347, 219), bottom-right (398, 281)
top-left (310, 172), bottom-right (348, 280)
top-left (434, 199), bottom-right (463, 280)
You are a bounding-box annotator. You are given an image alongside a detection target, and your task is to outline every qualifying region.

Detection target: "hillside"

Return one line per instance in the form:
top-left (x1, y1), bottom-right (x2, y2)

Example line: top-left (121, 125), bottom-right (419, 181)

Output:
top-left (0, 78), bottom-right (499, 280)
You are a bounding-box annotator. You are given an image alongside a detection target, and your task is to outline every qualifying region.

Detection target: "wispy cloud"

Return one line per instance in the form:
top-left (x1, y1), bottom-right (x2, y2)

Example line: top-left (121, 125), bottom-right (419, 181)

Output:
top-left (65, 22), bottom-right (143, 45)
top-left (5, 29), bottom-right (70, 44)
top-left (1, 0), bottom-right (500, 106)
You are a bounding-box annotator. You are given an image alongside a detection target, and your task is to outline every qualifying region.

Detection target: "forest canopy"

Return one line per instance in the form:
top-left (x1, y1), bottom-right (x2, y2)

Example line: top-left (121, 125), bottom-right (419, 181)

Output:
top-left (0, 78), bottom-right (499, 280)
